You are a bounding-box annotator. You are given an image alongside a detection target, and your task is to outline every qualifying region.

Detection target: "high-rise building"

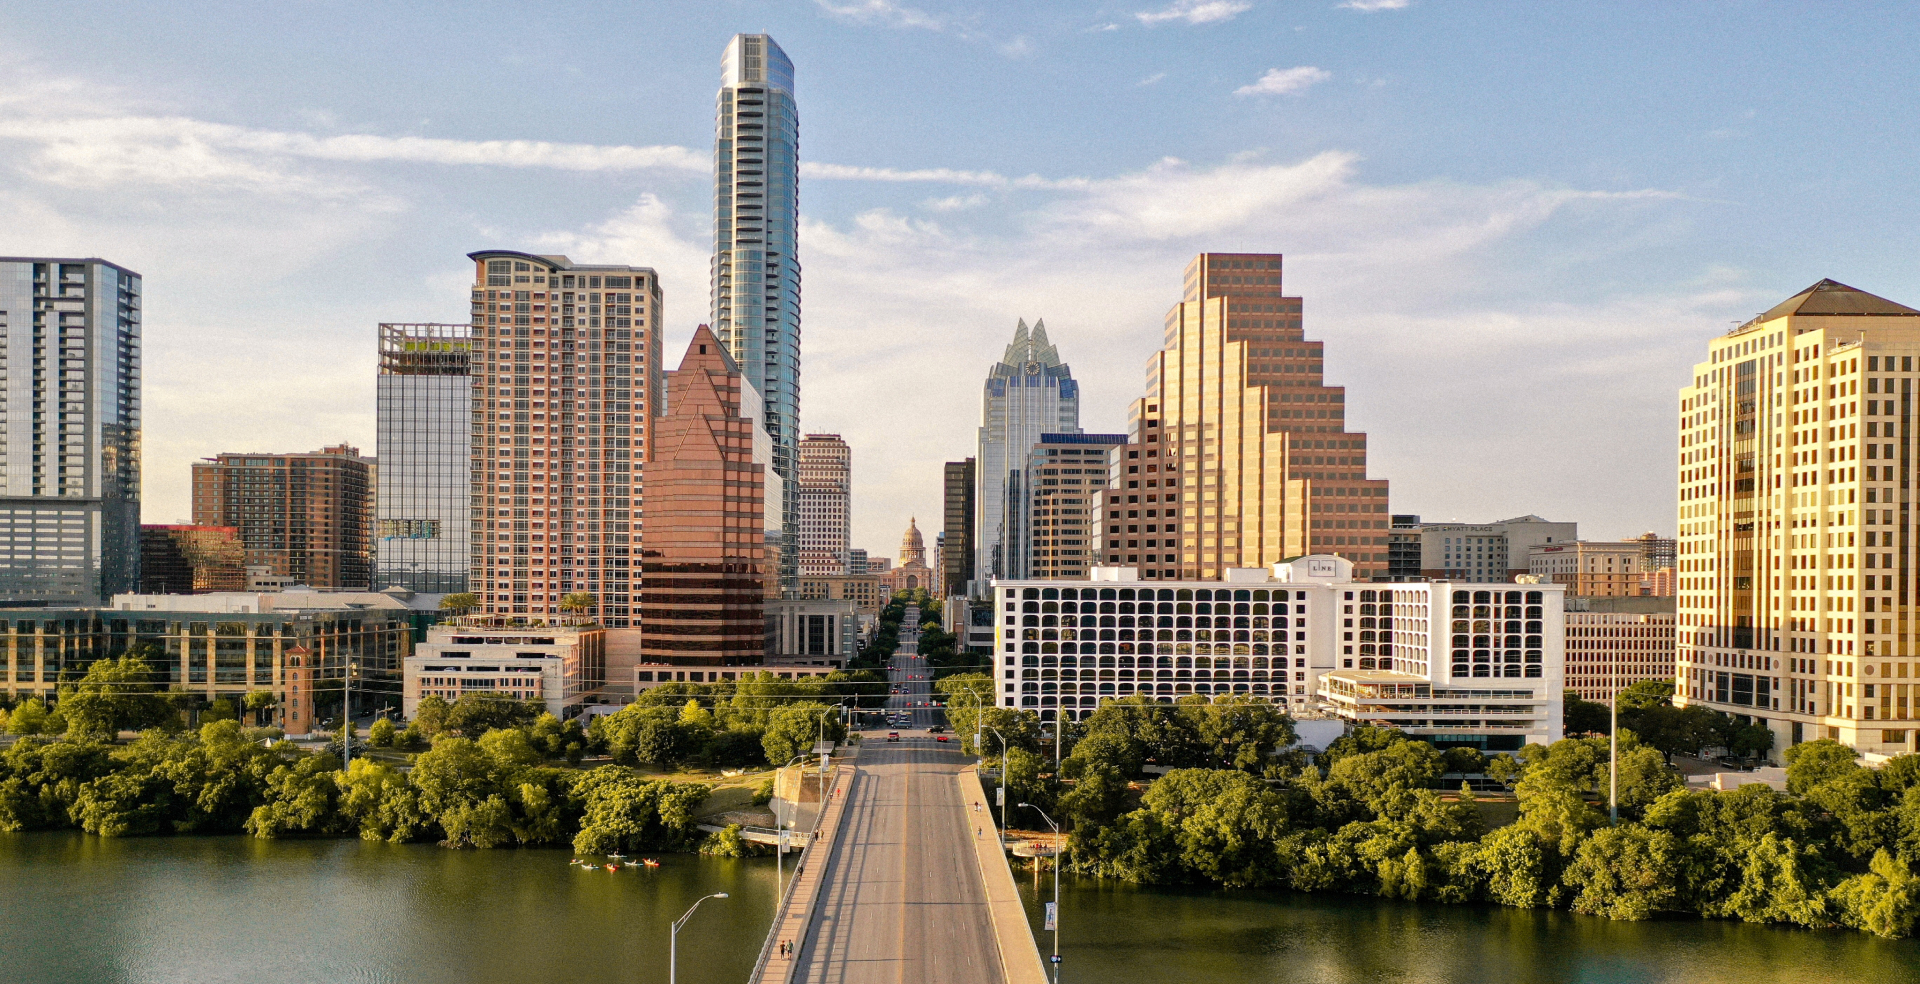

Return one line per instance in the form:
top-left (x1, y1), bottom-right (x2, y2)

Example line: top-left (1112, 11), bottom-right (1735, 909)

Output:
top-left (1026, 433), bottom-right (1127, 579)
top-left (1134, 252), bottom-right (1389, 581)
top-left (640, 327), bottom-right (778, 666)
top-left (711, 33), bottom-right (801, 596)
top-left (138, 525), bottom-right (246, 593)
top-left (466, 251), bottom-right (663, 627)
top-left (1417, 515), bottom-right (1577, 581)
top-left (0, 257), bottom-right (141, 605)
top-left (1675, 278), bottom-right (1920, 759)
top-left (192, 445), bottom-right (374, 589)
top-left (797, 433), bottom-right (850, 575)
top-left (942, 459), bottom-right (976, 595)
top-left (375, 323), bottom-right (471, 593)
top-left (977, 320), bottom-right (1081, 583)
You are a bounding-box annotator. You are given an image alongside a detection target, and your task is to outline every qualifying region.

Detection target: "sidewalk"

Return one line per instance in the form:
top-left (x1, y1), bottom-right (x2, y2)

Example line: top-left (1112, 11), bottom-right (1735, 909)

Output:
top-left (959, 766), bottom-right (1050, 984)
top-left (750, 755), bottom-right (858, 984)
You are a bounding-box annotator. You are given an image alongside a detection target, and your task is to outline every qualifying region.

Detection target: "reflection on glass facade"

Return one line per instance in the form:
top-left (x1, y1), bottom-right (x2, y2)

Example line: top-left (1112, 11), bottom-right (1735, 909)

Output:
top-left (712, 33), bottom-right (801, 594)
top-left (0, 257), bottom-right (141, 606)
top-left (376, 323), bottom-right (470, 593)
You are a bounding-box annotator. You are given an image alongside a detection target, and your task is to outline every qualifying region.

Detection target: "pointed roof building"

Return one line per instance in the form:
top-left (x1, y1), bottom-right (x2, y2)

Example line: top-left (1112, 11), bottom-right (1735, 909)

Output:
top-left (975, 319), bottom-right (1082, 585)
top-left (1756, 279), bottom-right (1920, 324)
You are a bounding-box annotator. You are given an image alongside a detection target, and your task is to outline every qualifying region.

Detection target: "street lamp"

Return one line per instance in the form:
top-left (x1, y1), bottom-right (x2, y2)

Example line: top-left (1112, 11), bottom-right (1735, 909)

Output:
top-left (986, 725), bottom-right (1010, 848)
top-left (670, 892), bottom-right (729, 984)
top-left (1020, 802), bottom-right (1064, 984)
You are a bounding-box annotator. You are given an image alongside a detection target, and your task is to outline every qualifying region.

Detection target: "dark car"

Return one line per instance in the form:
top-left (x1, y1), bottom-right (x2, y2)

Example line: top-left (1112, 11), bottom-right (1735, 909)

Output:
top-left (927, 725), bottom-right (945, 734)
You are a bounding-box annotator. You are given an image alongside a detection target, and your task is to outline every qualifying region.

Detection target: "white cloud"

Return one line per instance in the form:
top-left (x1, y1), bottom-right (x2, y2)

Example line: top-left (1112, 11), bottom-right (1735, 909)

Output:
top-left (1136, 0), bottom-right (1254, 25)
top-left (923, 193), bottom-right (990, 211)
top-left (1235, 66), bottom-right (1332, 96)
top-left (814, 0), bottom-right (946, 30)
top-left (1340, 0), bottom-right (1410, 10)
top-left (1139, 72), bottom-right (1169, 86)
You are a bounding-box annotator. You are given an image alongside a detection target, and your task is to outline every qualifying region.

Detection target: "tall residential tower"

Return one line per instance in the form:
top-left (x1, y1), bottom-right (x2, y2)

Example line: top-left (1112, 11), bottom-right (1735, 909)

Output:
top-left (0, 257), bottom-right (141, 605)
top-left (797, 433), bottom-right (850, 575)
top-left (976, 320), bottom-right (1081, 584)
top-left (467, 251), bottom-right (663, 627)
top-left (1674, 278), bottom-right (1920, 760)
top-left (711, 33), bottom-right (801, 595)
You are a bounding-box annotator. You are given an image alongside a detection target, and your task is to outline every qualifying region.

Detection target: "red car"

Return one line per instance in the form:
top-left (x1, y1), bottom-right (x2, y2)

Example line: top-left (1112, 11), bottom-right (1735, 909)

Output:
top-left (935, 735), bottom-right (951, 743)
top-left (887, 732), bottom-right (900, 742)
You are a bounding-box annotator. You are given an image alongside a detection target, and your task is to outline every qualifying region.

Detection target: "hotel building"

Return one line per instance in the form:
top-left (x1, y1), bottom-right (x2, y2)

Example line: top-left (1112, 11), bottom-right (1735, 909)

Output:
top-left (466, 250), bottom-right (662, 627)
top-left (1676, 278), bottom-right (1920, 759)
top-left (989, 556), bottom-right (1564, 746)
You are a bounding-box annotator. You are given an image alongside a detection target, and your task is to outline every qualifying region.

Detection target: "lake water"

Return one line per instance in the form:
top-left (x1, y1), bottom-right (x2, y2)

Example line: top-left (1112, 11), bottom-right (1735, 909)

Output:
top-left (0, 833), bottom-right (776, 984)
top-left (1016, 872), bottom-right (1920, 984)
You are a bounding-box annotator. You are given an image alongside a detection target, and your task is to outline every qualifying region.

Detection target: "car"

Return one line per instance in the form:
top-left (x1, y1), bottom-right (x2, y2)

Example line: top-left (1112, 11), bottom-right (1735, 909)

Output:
top-left (935, 735), bottom-right (951, 743)
top-left (928, 725), bottom-right (945, 734)
top-left (887, 732), bottom-right (900, 742)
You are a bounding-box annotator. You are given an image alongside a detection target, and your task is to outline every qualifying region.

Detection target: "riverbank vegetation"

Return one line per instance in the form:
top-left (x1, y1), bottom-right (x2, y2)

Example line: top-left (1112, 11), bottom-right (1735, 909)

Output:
top-left (0, 657), bottom-right (854, 855)
top-left (959, 680), bottom-right (1920, 940)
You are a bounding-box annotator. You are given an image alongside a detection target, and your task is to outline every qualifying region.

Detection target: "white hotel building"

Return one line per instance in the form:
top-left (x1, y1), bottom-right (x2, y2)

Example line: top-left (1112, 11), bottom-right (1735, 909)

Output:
top-left (990, 555), bottom-right (1564, 749)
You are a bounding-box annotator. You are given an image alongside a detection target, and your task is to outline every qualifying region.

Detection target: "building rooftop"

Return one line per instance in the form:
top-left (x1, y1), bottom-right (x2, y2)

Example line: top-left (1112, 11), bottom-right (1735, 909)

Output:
top-left (1756, 278), bottom-right (1920, 323)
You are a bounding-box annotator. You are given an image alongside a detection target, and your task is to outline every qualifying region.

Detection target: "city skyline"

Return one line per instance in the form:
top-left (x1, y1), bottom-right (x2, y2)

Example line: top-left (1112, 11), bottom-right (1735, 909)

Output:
top-left (5, 5), bottom-right (1920, 552)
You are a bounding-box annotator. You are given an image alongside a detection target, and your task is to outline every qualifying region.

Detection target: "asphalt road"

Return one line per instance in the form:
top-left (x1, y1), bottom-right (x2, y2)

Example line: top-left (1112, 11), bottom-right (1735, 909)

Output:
top-left (792, 739), bottom-right (1003, 984)
top-left (884, 606), bottom-right (935, 730)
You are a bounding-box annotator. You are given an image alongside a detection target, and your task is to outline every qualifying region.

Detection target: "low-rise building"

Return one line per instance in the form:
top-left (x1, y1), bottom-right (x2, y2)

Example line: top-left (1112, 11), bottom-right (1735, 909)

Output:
top-left (990, 555), bottom-right (1564, 749)
top-left (403, 621), bottom-right (604, 719)
top-left (139, 525), bottom-right (247, 594)
top-left (1418, 515), bottom-right (1577, 582)
top-left (764, 598), bottom-right (858, 667)
top-left (1563, 595), bottom-right (1677, 702)
top-left (634, 663), bottom-right (837, 693)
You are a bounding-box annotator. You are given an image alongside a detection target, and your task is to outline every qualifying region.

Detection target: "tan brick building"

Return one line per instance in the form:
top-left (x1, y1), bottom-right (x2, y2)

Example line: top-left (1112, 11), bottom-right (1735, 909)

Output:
top-left (191, 445), bottom-right (374, 589)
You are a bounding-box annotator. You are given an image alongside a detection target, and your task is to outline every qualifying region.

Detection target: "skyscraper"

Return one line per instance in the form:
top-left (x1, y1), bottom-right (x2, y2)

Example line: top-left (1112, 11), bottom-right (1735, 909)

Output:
top-left (375, 323), bottom-right (471, 593)
top-left (797, 433), bottom-right (850, 575)
top-left (1674, 278), bottom-right (1920, 759)
top-left (0, 257), bottom-right (141, 605)
top-left (976, 320), bottom-right (1081, 584)
top-left (1025, 433), bottom-right (1127, 579)
top-left (466, 251), bottom-right (664, 627)
top-left (640, 327), bottom-right (773, 666)
top-left (942, 458), bottom-right (976, 595)
top-left (1128, 253), bottom-right (1389, 581)
top-left (711, 33), bottom-right (801, 596)
top-left (192, 445), bottom-right (374, 589)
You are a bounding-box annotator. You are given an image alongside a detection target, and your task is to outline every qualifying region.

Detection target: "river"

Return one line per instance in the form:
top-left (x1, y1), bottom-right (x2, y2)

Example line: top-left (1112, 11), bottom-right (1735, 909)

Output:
top-left (1016, 872), bottom-right (1920, 984)
top-left (8, 832), bottom-right (1920, 984)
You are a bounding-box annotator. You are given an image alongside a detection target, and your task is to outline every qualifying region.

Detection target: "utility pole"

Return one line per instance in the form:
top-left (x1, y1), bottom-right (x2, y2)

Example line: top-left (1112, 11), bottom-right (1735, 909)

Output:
top-left (987, 725), bottom-right (1009, 848)
top-left (1609, 643), bottom-right (1619, 825)
top-left (342, 661), bottom-right (356, 771)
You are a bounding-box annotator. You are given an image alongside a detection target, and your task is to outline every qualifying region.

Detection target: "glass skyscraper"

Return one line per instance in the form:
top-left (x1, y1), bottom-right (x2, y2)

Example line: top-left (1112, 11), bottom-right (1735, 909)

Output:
top-left (976, 319), bottom-right (1081, 584)
top-left (375, 323), bottom-right (471, 593)
top-left (711, 33), bottom-right (801, 595)
top-left (0, 257), bottom-right (141, 605)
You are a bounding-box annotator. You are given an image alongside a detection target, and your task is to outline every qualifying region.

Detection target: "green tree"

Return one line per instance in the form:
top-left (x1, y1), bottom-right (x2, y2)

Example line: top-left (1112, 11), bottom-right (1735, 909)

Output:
top-left (1564, 691), bottom-right (1611, 735)
top-left (441, 691), bottom-right (541, 738)
top-left (1563, 824), bottom-right (1686, 919)
top-left (1785, 739), bottom-right (1862, 795)
top-left (762, 703), bottom-right (846, 766)
top-left (7, 699), bottom-right (52, 736)
top-left (560, 592), bottom-right (598, 619)
top-left (439, 593), bottom-right (480, 614)
top-left (1832, 850), bottom-right (1920, 939)
top-left (60, 655), bottom-right (176, 737)
top-left (411, 695), bottom-right (450, 737)
top-left (367, 718), bottom-right (397, 748)
top-left (1617, 680), bottom-right (1675, 711)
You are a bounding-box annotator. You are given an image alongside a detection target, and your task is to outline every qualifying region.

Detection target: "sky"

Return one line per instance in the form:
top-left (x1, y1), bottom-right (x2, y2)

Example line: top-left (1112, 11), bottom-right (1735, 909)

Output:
top-left (3, 1), bottom-right (1919, 556)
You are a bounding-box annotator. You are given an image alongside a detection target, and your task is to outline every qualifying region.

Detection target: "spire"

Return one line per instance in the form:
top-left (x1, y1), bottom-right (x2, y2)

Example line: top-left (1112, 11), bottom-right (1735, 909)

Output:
top-left (1002, 319), bottom-right (1031, 364)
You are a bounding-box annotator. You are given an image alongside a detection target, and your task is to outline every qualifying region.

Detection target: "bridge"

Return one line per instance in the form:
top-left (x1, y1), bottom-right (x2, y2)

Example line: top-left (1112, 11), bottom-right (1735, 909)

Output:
top-left (750, 607), bottom-right (1048, 984)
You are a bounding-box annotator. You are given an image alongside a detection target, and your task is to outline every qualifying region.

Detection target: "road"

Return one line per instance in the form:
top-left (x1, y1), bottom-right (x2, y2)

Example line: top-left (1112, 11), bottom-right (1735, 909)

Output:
top-left (792, 739), bottom-right (1004, 984)
top-left (884, 605), bottom-right (935, 729)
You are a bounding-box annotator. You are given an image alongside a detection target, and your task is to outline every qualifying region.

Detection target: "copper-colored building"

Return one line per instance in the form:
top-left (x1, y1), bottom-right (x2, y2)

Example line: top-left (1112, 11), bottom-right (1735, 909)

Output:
top-left (191, 445), bottom-right (374, 589)
top-left (1102, 253), bottom-right (1390, 580)
top-left (138, 525), bottom-right (246, 593)
top-left (640, 328), bottom-right (772, 665)
top-left (465, 251), bottom-right (663, 626)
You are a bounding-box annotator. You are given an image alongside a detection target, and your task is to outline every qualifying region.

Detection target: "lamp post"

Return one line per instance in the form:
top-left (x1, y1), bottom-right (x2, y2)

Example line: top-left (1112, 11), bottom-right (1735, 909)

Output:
top-left (986, 725), bottom-right (1009, 848)
top-left (1021, 803), bottom-right (1063, 984)
top-left (670, 893), bottom-right (729, 984)
top-left (341, 661), bottom-right (358, 771)
top-left (1609, 639), bottom-right (1619, 826)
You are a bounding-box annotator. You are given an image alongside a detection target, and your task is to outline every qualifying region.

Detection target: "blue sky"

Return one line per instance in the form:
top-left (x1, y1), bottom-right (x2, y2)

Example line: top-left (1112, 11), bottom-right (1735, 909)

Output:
top-left (3, 1), bottom-right (1918, 554)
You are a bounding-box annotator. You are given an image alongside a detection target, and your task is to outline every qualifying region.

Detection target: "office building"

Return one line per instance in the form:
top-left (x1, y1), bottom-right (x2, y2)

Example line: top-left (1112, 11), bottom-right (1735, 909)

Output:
top-left (405, 622), bottom-right (605, 719)
top-left (798, 572), bottom-right (885, 630)
top-left (138, 525), bottom-right (245, 594)
top-left (375, 323), bottom-right (472, 593)
top-left (1135, 253), bottom-right (1391, 581)
top-left (977, 320), bottom-right (1082, 583)
top-left (710, 33), bottom-right (802, 595)
top-left (192, 445), bottom-right (374, 590)
top-left (1564, 595), bottom-right (1677, 702)
top-left (942, 459), bottom-right (976, 595)
top-left (1675, 278), bottom-right (1920, 759)
top-left (847, 548), bottom-right (870, 575)
top-left (1416, 515), bottom-right (1577, 581)
top-left (0, 257), bottom-right (142, 606)
top-left (990, 555), bottom-right (1564, 745)
top-left (466, 250), bottom-right (663, 627)
top-left (1530, 540), bottom-right (1653, 597)
top-left (1025, 433), bottom-right (1126, 580)
top-left (639, 327), bottom-right (777, 666)
top-left (797, 433), bottom-right (850, 575)
top-left (764, 597), bottom-right (858, 667)
top-left (1386, 514), bottom-right (1423, 581)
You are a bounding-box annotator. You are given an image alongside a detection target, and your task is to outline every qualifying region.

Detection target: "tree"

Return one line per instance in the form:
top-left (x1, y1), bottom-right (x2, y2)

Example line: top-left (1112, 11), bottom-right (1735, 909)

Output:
top-left (1617, 680), bottom-right (1675, 712)
top-left (935, 673), bottom-right (993, 746)
top-left (7, 699), bottom-right (52, 736)
top-left (367, 718), bottom-right (397, 748)
top-left (439, 593), bottom-right (480, 614)
top-left (59, 655), bottom-right (176, 737)
top-left (1563, 824), bottom-right (1686, 920)
top-left (762, 703), bottom-right (846, 766)
top-left (1564, 691), bottom-right (1611, 736)
top-left (1190, 696), bottom-right (1297, 772)
top-left (441, 691), bottom-right (540, 738)
top-left (1785, 739), bottom-right (1862, 795)
top-left (243, 690), bottom-right (277, 727)
top-left (560, 593), bottom-right (598, 619)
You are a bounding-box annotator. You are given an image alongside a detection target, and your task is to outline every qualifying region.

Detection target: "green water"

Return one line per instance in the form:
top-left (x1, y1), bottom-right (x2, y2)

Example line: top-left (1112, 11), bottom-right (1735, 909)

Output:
top-left (1017, 873), bottom-right (1920, 984)
top-left (0, 833), bottom-right (776, 984)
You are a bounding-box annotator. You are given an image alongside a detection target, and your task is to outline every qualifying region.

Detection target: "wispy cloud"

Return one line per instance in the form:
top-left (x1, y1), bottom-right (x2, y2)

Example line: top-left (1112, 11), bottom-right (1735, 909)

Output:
top-left (1136, 0), bottom-right (1252, 26)
top-left (813, 0), bottom-right (946, 30)
top-left (1139, 72), bottom-right (1168, 86)
top-left (1340, 0), bottom-right (1409, 10)
top-left (1235, 66), bottom-right (1332, 96)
